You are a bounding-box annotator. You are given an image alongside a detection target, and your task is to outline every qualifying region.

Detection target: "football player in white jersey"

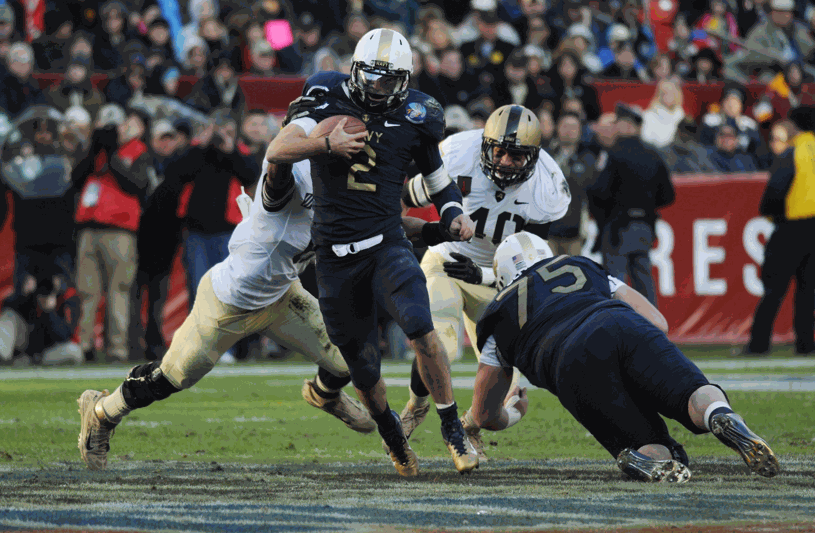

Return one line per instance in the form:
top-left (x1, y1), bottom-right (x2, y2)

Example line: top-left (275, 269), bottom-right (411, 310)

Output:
top-left (400, 105), bottom-right (572, 459)
top-left (75, 158), bottom-right (379, 470)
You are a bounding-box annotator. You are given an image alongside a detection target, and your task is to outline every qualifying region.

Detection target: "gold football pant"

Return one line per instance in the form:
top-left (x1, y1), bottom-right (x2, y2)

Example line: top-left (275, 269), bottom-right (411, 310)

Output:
top-left (421, 249), bottom-right (521, 392)
top-left (160, 270), bottom-right (347, 390)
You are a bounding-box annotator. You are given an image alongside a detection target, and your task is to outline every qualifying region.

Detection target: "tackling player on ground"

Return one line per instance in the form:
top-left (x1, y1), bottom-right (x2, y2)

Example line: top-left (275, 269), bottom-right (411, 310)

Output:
top-left (267, 28), bottom-right (479, 477)
top-left (77, 158), bottom-right (379, 470)
top-left (470, 232), bottom-right (780, 482)
top-left (400, 105), bottom-right (571, 459)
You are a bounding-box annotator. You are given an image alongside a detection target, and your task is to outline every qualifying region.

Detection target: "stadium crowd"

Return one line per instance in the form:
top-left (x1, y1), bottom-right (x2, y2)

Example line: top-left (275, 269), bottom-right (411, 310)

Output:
top-left (0, 0), bottom-right (813, 366)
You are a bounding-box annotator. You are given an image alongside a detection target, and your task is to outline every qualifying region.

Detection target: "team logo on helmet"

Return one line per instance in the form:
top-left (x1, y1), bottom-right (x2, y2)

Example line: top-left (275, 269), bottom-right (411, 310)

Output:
top-left (406, 102), bottom-right (427, 123)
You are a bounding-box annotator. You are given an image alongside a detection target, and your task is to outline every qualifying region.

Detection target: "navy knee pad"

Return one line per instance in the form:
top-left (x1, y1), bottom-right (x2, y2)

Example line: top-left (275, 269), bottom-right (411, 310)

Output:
top-left (121, 362), bottom-right (181, 410)
top-left (338, 340), bottom-right (381, 392)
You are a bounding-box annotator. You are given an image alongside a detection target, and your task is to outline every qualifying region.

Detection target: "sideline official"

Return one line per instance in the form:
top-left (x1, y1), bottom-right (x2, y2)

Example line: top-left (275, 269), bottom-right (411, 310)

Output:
top-left (587, 103), bottom-right (675, 306)
top-left (745, 107), bottom-right (815, 356)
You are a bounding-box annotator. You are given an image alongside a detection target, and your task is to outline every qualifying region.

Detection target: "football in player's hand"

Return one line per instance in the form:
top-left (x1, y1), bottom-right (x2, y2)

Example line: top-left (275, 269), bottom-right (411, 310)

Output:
top-left (308, 115), bottom-right (367, 138)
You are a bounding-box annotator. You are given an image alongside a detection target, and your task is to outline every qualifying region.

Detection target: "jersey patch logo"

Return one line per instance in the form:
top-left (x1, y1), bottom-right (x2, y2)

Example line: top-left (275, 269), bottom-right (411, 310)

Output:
top-left (495, 191), bottom-right (506, 202)
top-left (301, 193), bottom-right (314, 209)
top-left (457, 175), bottom-right (472, 196)
top-left (406, 102), bottom-right (427, 123)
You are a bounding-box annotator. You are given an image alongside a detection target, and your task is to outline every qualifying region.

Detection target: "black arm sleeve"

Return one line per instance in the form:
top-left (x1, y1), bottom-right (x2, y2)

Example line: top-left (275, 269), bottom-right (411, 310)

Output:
top-left (261, 163), bottom-right (296, 212)
top-left (759, 154), bottom-right (795, 218)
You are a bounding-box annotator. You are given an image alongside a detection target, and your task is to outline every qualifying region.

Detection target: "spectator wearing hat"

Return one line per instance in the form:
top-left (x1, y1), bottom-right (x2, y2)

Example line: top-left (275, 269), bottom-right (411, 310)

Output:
top-left (94, 1), bottom-right (130, 72)
top-left (753, 61), bottom-right (815, 126)
top-left (548, 111), bottom-right (596, 256)
top-left (744, 106), bottom-right (815, 356)
top-left (0, 42), bottom-right (46, 118)
top-left (248, 38), bottom-right (277, 77)
top-left (73, 108), bottom-right (152, 362)
top-left (725, 0), bottom-right (815, 82)
top-left (185, 46), bottom-right (246, 116)
top-left (459, 1), bottom-right (517, 82)
top-left (700, 83), bottom-right (767, 165)
top-left (276, 12), bottom-right (324, 75)
top-left (490, 48), bottom-right (546, 110)
top-left (180, 35), bottom-right (209, 77)
top-left (136, 118), bottom-right (191, 361)
top-left (587, 103), bottom-right (675, 306)
top-left (600, 25), bottom-right (650, 81)
top-left (660, 116), bottom-right (718, 173)
top-left (104, 52), bottom-right (147, 108)
top-left (707, 124), bottom-right (759, 172)
top-left (33, 9), bottom-right (74, 72)
top-left (548, 49), bottom-right (601, 121)
top-left (686, 47), bottom-right (724, 82)
top-left (46, 55), bottom-right (106, 120)
top-left (641, 78), bottom-right (686, 149)
top-left (146, 17), bottom-right (174, 62)
top-left (564, 24), bottom-right (603, 74)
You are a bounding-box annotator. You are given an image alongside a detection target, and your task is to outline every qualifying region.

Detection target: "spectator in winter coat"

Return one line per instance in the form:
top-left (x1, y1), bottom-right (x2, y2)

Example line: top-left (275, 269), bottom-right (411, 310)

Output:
top-left (707, 124), bottom-right (759, 172)
top-left (0, 42), bottom-right (46, 118)
top-left (185, 47), bottom-right (246, 116)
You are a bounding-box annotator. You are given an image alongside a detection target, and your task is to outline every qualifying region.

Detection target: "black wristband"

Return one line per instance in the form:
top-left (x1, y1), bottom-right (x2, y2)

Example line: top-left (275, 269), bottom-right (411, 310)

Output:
top-left (421, 222), bottom-right (446, 247)
top-left (324, 136), bottom-right (332, 155)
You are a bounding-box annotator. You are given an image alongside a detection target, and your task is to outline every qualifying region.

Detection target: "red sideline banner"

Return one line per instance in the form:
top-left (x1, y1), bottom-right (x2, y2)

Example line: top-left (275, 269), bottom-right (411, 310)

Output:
top-left (0, 174), bottom-right (795, 347)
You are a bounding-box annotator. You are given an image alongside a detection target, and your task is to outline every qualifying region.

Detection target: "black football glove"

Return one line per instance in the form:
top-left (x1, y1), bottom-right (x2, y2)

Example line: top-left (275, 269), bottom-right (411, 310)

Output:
top-left (443, 252), bottom-right (482, 285)
top-left (282, 92), bottom-right (327, 126)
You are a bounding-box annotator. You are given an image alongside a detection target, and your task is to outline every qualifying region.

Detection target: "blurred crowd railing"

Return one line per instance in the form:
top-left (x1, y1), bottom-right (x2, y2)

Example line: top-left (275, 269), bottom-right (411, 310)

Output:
top-left (29, 74), bottom-right (815, 119)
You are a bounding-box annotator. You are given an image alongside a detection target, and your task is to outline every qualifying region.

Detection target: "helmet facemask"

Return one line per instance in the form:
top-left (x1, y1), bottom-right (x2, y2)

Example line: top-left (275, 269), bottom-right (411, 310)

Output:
top-left (480, 138), bottom-right (539, 190)
top-left (349, 61), bottom-right (410, 113)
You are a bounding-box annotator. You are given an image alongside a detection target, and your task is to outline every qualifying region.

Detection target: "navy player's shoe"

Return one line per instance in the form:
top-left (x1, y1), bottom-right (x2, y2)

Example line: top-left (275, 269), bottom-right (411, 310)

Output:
top-left (617, 449), bottom-right (692, 483)
top-left (441, 417), bottom-right (479, 474)
top-left (710, 413), bottom-right (780, 477)
top-left (379, 410), bottom-right (419, 477)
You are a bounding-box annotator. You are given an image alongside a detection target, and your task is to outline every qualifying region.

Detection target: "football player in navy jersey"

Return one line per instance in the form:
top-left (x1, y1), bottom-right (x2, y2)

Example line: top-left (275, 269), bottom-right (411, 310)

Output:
top-left (468, 232), bottom-right (780, 483)
top-left (266, 28), bottom-right (479, 476)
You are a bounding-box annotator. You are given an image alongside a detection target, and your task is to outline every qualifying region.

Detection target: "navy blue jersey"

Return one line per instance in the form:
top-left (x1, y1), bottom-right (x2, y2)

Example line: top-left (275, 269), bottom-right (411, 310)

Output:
top-left (295, 71), bottom-right (445, 246)
top-left (476, 255), bottom-right (629, 392)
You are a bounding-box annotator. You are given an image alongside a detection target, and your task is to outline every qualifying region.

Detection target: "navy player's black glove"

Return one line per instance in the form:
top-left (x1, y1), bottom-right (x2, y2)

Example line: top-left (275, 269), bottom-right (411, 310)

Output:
top-left (282, 91), bottom-right (327, 126)
top-left (443, 253), bottom-right (482, 285)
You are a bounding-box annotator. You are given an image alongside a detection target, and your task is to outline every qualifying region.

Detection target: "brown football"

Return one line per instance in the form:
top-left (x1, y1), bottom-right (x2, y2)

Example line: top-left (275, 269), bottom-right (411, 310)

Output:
top-left (308, 115), bottom-right (367, 138)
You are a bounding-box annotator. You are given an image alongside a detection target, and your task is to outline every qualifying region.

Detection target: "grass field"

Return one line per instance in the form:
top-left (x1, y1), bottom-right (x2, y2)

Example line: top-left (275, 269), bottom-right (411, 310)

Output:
top-left (1, 347), bottom-right (814, 532)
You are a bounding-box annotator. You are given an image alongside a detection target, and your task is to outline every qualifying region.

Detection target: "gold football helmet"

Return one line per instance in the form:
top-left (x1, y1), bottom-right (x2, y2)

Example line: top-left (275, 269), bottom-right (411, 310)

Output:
top-left (481, 105), bottom-right (542, 189)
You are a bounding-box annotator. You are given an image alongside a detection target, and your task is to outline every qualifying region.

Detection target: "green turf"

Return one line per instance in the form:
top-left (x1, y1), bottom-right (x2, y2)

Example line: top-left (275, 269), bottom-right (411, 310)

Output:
top-left (1, 372), bottom-right (813, 467)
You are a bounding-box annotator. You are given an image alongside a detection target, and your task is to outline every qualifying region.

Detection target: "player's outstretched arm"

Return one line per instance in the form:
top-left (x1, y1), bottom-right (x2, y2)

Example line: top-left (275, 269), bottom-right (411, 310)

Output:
top-left (401, 215), bottom-right (455, 248)
top-left (266, 119), bottom-right (366, 164)
top-left (471, 363), bottom-right (528, 431)
top-left (613, 284), bottom-right (669, 332)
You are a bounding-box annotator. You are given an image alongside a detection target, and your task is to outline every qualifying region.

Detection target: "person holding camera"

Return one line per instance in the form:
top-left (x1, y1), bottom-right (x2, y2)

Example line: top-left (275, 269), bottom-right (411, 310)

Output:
top-left (73, 108), bottom-right (151, 363)
top-left (0, 267), bottom-right (81, 366)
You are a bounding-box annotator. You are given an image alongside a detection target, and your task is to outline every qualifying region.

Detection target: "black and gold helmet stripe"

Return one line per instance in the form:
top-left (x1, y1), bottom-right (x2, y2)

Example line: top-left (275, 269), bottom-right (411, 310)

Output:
top-left (484, 105), bottom-right (542, 147)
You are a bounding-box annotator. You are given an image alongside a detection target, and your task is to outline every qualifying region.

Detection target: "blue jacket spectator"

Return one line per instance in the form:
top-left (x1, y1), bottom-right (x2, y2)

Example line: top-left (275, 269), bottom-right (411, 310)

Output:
top-left (707, 124), bottom-right (759, 172)
top-left (0, 43), bottom-right (46, 118)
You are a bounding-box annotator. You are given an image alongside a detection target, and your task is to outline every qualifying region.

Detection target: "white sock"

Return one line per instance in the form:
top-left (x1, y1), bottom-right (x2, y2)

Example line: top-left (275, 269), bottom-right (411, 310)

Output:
top-left (409, 388), bottom-right (430, 406)
top-left (435, 401), bottom-right (454, 410)
top-left (703, 401), bottom-right (732, 431)
top-left (100, 385), bottom-right (131, 424)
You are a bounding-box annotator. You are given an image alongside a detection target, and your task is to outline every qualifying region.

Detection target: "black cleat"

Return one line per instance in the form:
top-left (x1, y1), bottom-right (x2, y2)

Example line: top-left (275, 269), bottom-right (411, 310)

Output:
top-left (378, 410), bottom-right (419, 477)
top-left (710, 412), bottom-right (780, 478)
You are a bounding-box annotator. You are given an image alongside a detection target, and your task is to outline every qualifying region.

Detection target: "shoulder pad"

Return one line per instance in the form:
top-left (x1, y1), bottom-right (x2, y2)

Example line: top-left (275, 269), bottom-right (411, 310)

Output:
top-left (400, 91), bottom-right (445, 142)
top-left (439, 130), bottom-right (483, 177)
top-left (303, 71), bottom-right (349, 97)
top-left (738, 115), bottom-right (758, 129)
top-left (703, 113), bottom-right (722, 127)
